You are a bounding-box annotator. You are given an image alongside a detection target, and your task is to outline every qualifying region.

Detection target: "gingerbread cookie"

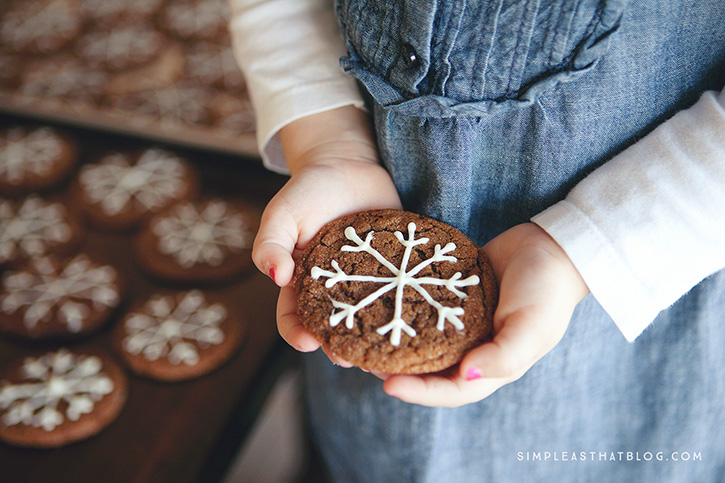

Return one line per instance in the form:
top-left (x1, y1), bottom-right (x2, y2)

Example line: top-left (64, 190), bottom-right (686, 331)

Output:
top-left (161, 0), bottom-right (229, 41)
top-left (76, 23), bottom-right (167, 72)
top-left (112, 83), bottom-right (214, 129)
top-left (185, 42), bottom-right (246, 90)
top-left (294, 210), bottom-right (498, 374)
top-left (0, 196), bottom-right (83, 267)
top-left (0, 0), bottom-right (83, 55)
top-left (0, 348), bottom-right (127, 448)
top-left (81, 0), bottom-right (165, 25)
top-left (0, 254), bottom-right (122, 339)
top-left (0, 126), bottom-right (77, 196)
top-left (134, 199), bottom-right (257, 283)
top-left (20, 57), bottom-right (109, 107)
top-left (75, 148), bottom-right (198, 231)
top-left (113, 290), bottom-right (245, 381)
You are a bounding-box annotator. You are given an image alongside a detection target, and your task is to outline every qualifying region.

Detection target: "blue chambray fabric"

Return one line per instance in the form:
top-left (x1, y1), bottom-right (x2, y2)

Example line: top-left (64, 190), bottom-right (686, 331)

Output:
top-left (304, 1), bottom-right (725, 481)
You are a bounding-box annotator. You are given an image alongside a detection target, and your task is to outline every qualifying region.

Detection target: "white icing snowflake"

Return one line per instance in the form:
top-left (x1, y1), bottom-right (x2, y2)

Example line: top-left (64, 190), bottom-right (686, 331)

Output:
top-left (0, 196), bottom-right (73, 263)
top-left (312, 222), bottom-right (480, 346)
top-left (0, 127), bottom-right (65, 184)
top-left (79, 148), bottom-right (188, 216)
top-left (151, 200), bottom-right (252, 268)
top-left (122, 290), bottom-right (227, 366)
top-left (0, 349), bottom-right (114, 432)
top-left (0, 254), bottom-right (120, 333)
top-left (0, 1), bottom-right (82, 53)
top-left (77, 25), bottom-right (164, 71)
top-left (163, 0), bottom-right (229, 40)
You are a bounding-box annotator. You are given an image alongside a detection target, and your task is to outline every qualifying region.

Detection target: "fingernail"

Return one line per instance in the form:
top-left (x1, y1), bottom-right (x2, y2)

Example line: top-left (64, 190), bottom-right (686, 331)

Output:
top-left (465, 367), bottom-right (482, 381)
top-left (268, 266), bottom-right (276, 283)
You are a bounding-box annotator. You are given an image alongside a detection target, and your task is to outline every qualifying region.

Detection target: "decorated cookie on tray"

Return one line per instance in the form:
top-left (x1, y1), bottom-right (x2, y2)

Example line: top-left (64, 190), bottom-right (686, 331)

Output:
top-left (294, 209), bottom-right (499, 374)
top-left (112, 83), bottom-right (215, 130)
top-left (76, 23), bottom-right (168, 73)
top-left (0, 195), bottom-right (83, 268)
top-left (0, 348), bottom-right (128, 448)
top-left (112, 289), bottom-right (245, 381)
top-left (0, 0), bottom-right (83, 55)
top-left (74, 147), bottom-right (199, 231)
top-left (134, 198), bottom-right (257, 283)
top-left (20, 57), bottom-right (110, 108)
top-left (0, 126), bottom-right (77, 197)
top-left (0, 253), bottom-right (123, 339)
top-left (160, 0), bottom-right (230, 42)
top-left (81, 0), bottom-right (166, 25)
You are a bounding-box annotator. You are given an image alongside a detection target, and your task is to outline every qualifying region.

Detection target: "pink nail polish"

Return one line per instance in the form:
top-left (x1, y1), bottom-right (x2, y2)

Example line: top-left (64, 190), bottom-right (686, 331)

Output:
top-left (465, 367), bottom-right (482, 381)
top-left (268, 267), bottom-right (276, 283)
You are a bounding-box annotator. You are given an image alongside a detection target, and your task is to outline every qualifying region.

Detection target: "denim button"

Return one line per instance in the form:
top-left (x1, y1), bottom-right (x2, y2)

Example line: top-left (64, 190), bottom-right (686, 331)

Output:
top-left (403, 43), bottom-right (419, 66)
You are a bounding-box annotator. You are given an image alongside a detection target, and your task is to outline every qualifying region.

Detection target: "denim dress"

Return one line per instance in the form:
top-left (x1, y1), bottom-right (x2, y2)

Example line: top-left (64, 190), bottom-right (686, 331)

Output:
top-left (304, 1), bottom-right (725, 481)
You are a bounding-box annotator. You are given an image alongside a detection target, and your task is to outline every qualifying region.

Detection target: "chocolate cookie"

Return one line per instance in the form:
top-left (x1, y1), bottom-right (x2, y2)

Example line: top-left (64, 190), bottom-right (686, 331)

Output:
top-left (112, 290), bottom-right (245, 381)
top-left (0, 195), bottom-right (83, 268)
top-left (0, 0), bottom-right (83, 55)
top-left (0, 254), bottom-right (123, 339)
top-left (0, 348), bottom-right (128, 448)
top-left (294, 210), bottom-right (498, 374)
top-left (76, 23), bottom-right (167, 73)
top-left (75, 147), bottom-right (198, 231)
top-left (0, 126), bottom-right (77, 196)
top-left (134, 199), bottom-right (257, 283)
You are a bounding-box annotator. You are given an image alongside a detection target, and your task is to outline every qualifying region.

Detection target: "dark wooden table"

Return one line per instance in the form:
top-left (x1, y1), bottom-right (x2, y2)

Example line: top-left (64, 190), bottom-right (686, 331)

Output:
top-left (0, 113), bottom-right (292, 483)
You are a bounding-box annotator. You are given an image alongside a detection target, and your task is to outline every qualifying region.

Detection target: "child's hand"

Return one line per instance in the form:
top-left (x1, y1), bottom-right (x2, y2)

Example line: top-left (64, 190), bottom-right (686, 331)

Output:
top-left (252, 106), bottom-right (402, 354)
top-left (381, 223), bottom-right (590, 407)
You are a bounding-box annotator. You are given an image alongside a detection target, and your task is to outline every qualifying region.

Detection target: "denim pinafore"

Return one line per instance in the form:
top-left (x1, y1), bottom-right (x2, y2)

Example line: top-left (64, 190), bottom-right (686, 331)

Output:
top-left (304, 1), bottom-right (725, 481)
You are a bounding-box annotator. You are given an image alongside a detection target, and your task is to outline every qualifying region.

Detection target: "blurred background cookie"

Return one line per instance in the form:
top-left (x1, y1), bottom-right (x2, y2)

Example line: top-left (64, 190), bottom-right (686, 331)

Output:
top-left (0, 348), bottom-right (128, 448)
top-left (134, 198), bottom-right (257, 283)
top-left (112, 290), bottom-right (245, 381)
top-left (0, 126), bottom-right (77, 196)
top-left (0, 253), bottom-right (122, 339)
top-left (0, 195), bottom-right (83, 268)
top-left (74, 147), bottom-right (199, 231)
top-left (0, 0), bottom-right (83, 55)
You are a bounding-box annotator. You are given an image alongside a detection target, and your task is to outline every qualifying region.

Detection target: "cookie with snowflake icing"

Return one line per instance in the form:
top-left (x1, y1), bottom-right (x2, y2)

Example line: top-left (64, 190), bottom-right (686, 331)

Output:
top-left (294, 210), bottom-right (498, 374)
top-left (76, 23), bottom-right (167, 72)
top-left (0, 196), bottom-right (83, 267)
top-left (0, 348), bottom-right (127, 448)
top-left (0, 126), bottom-right (77, 196)
top-left (134, 199), bottom-right (257, 283)
top-left (112, 290), bottom-right (245, 381)
top-left (0, 254), bottom-right (123, 339)
top-left (75, 147), bottom-right (199, 231)
top-left (81, 0), bottom-right (165, 25)
top-left (0, 0), bottom-right (83, 55)
top-left (161, 0), bottom-right (230, 41)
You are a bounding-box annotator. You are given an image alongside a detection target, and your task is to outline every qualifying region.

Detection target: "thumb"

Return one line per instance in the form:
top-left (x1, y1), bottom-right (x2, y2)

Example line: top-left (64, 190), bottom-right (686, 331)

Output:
top-left (459, 308), bottom-right (555, 381)
top-left (252, 206), bottom-right (298, 287)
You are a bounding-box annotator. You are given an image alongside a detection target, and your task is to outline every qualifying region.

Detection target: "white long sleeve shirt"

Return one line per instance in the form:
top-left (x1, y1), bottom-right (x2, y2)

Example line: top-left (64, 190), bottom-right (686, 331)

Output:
top-left (229, 0), bottom-right (725, 342)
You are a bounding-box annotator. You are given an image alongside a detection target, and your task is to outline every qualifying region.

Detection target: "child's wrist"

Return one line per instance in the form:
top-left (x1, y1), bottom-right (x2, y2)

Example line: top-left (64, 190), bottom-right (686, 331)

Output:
top-left (279, 105), bottom-right (380, 176)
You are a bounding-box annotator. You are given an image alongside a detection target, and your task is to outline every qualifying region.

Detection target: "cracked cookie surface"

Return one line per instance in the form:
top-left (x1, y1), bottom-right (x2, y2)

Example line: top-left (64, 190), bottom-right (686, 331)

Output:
top-left (294, 210), bottom-right (497, 374)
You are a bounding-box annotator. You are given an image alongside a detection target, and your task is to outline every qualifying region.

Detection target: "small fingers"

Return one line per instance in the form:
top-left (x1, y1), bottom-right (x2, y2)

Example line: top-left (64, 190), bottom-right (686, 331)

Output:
top-left (276, 286), bottom-right (320, 352)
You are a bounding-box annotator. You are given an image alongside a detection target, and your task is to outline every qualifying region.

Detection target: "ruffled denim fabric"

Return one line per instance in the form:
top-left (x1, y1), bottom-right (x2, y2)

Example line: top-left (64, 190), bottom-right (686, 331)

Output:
top-left (305, 1), bottom-right (725, 482)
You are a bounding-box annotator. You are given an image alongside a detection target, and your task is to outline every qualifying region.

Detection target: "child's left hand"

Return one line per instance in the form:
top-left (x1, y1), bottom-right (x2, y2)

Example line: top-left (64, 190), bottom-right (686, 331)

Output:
top-left (381, 223), bottom-right (590, 407)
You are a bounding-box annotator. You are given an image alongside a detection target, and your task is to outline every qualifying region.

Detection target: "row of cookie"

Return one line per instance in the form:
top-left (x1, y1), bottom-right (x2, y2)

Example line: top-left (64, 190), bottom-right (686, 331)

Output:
top-left (0, 288), bottom-right (245, 448)
top-left (0, 0), bottom-right (230, 57)
top-left (1, 125), bottom-right (257, 255)
top-left (2, 193), bottom-right (256, 278)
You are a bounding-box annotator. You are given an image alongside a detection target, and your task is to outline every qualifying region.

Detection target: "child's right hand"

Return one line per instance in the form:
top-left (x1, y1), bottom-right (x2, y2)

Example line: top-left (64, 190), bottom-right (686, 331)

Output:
top-left (251, 106), bottom-right (402, 355)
